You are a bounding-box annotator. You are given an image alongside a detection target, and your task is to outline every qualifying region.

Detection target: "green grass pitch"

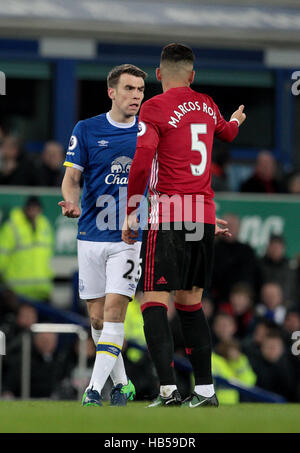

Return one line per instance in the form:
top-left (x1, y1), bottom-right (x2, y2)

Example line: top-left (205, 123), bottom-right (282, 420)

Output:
top-left (0, 401), bottom-right (300, 433)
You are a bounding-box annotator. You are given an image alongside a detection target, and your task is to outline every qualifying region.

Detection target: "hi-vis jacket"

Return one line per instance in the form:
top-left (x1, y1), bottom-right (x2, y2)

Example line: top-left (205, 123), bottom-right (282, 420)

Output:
top-left (0, 207), bottom-right (54, 301)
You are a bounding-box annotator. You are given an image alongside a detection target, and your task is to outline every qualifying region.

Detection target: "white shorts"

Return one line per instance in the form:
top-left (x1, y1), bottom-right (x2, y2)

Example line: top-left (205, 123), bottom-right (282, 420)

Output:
top-left (77, 240), bottom-right (141, 300)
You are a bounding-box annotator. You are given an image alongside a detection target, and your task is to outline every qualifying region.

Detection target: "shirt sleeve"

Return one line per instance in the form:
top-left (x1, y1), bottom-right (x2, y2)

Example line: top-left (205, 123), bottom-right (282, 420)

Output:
top-left (127, 101), bottom-right (160, 215)
top-left (64, 121), bottom-right (88, 172)
top-left (214, 103), bottom-right (239, 143)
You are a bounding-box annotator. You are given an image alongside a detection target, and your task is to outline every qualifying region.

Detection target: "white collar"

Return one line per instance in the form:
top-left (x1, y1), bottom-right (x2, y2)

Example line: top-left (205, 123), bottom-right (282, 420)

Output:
top-left (106, 112), bottom-right (136, 129)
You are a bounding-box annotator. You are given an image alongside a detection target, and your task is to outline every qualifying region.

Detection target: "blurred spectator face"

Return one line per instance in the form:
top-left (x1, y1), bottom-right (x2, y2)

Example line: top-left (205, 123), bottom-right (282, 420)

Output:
top-left (253, 322), bottom-right (270, 345)
top-left (284, 312), bottom-right (300, 334)
top-left (266, 237), bottom-right (285, 262)
top-left (223, 213), bottom-right (240, 242)
top-left (288, 174), bottom-right (300, 194)
top-left (42, 141), bottom-right (64, 171)
top-left (16, 305), bottom-right (38, 329)
top-left (213, 313), bottom-right (236, 341)
top-left (255, 151), bottom-right (276, 181)
top-left (24, 197), bottom-right (42, 222)
top-left (1, 136), bottom-right (20, 160)
top-left (261, 336), bottom-right (284, 363)
top-left (34, 332), bottom-right (58, 355)
top-left (229, 285), bottom-right (252, 315)
top-left (216, 339), bottom-right (241, 361)
top-left (261, 282), bottom-right (283, 310)
top-left (25, 204), bottom-right (42, 222)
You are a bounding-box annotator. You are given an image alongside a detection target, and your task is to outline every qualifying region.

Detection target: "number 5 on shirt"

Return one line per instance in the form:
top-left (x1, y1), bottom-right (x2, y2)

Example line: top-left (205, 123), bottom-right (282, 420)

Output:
top-left (190, 123), bottom-right (207, 176)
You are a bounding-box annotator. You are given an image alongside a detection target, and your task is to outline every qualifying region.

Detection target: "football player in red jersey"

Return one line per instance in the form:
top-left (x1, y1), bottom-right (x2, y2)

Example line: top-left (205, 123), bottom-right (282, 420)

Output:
top-left (122, 43), bottom-right (246, 407)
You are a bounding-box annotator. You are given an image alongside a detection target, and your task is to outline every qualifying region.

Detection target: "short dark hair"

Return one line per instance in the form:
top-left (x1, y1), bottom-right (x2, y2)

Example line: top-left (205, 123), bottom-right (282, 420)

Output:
top-left (160, 43), bottom-right (195, 65)
top-left (230, 282), bottom-right (254, 300)
top-left (269, 234), bottom-right (285, 245)
top-left (25, 196), bottom-right (42, 209)
top-left (264, 331), bottom-right (284, 342)
top-left (215, 339), bottom-right (241, 359)
top-left (107, 64), bottom-right (147, 88)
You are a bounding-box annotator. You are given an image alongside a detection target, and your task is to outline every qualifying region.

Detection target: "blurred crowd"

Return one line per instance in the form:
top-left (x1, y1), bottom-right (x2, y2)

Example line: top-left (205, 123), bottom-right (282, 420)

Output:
top-left (0, 129), bottom-right (300, 403)
top-left (0, 129), bottom-right (65, 188)
top-left (211, 143), bottom-right (300, 194)
top-left (0, 128), bottom-right (300, 194)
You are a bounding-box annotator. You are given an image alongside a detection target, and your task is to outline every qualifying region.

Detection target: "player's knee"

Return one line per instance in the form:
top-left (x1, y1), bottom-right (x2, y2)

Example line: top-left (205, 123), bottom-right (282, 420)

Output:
top-left (90, 316), bottom-right (103, 331)
top-left (104, 307), bottom-right (124, 323)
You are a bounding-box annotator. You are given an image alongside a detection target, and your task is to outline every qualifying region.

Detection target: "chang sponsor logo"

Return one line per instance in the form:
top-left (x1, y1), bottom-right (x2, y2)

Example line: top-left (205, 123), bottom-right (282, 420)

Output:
top-left (105, 156), bottom-right (132, 185)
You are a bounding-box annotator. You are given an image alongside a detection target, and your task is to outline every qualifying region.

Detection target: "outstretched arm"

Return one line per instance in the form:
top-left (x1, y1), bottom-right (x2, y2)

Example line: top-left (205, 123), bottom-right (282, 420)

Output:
top-left (215, 105), bottom-right (246, 142)
top-left (58, 167), bottom-right (82, 218)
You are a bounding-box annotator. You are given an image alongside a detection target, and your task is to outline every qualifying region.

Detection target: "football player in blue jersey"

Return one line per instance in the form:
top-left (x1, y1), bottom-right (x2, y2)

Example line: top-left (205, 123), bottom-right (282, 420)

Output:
top-left (59, 64), bottom-right (147, 407)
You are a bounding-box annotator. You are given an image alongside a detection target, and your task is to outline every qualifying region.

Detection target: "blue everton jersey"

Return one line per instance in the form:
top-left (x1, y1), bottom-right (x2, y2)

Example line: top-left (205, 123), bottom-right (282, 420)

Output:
top-left (64, 112), bottom-right (144, 242)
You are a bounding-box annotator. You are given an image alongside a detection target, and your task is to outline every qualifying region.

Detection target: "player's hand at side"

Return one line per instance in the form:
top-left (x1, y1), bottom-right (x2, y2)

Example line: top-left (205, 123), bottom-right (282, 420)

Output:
top-left (122, 214), bottom-right (139, 244)
top-left (215, 217), bottom-right (232, 238)
top-left (230, 105), bottom-right (246, 126)
top-left (58, 200), bottom-right (81, 218)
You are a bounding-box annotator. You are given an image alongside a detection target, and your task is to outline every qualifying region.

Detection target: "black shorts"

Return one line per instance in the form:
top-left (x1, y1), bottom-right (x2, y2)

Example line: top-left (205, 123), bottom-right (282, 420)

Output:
top-left (139, 222), bottom-right (215, 292)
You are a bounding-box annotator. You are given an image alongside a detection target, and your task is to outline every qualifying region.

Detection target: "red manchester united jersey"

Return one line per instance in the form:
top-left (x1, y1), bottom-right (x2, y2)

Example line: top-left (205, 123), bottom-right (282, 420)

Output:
top-left (127, 86), bottom-right (239, 224)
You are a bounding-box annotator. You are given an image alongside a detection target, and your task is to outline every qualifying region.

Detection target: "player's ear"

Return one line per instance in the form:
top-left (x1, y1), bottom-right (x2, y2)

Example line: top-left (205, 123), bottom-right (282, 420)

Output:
top-left (156, 68), bottom-right (162, 82)
top-left (107, 87), bottom-right (115, 101)
top-left (189, 70), bottom-right (195, 85)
